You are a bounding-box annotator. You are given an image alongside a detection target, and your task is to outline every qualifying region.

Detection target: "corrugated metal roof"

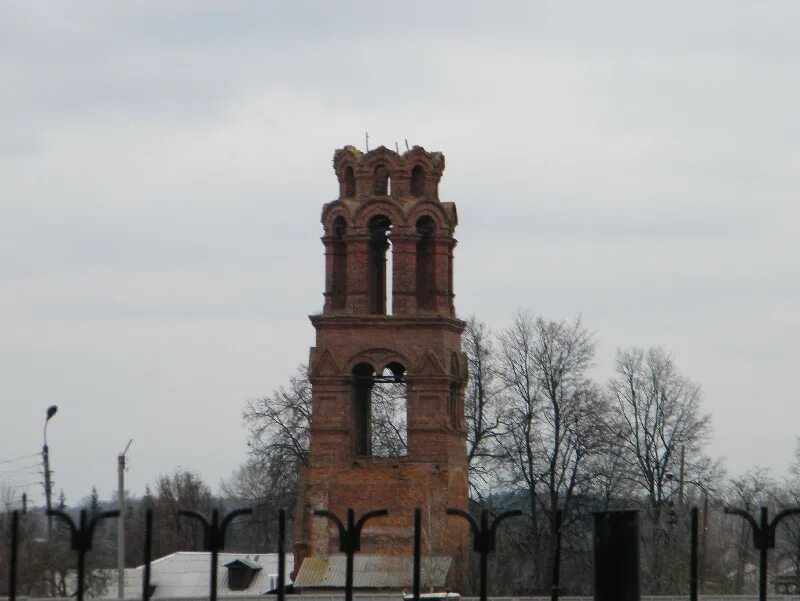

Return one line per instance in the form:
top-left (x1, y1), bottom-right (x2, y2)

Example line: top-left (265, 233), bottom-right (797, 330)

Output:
top-left (117, 552), bottom-right (294, 599)
top-left (294, 555), bottom-right (451, 589)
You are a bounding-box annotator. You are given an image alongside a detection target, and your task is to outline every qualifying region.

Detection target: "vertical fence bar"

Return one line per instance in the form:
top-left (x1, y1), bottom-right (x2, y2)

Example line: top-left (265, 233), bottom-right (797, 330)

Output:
top-left (345, 508), bottom-right (355, 601)
top-left (759, 506), bottom-right (768, 601)
top-left (76, 510), bottom-right (87, 601)
top-left (209, 509), bottom-right (219, 601)
top-left (551, 508), bottom-right (562, 601)
top-left (77, 547), bottom-right (86, 601)
top-left (479, 511), bottom-right (488, 601)
top-left (690, 507), bottom-right (698, 601)
top-left (345, 545), bottom-right (354, 601)
top-left (9, 510), bottom-right (18, 601)
top-left (142, 509), bottom-right (152, 601)
top-left (413, 508), bottom-right (421, 601)
top-left (278, 509), bottom-right (285, 601)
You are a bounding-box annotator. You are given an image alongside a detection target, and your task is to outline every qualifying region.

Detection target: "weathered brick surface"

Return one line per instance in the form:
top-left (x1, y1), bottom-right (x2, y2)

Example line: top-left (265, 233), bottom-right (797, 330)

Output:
top-left (294, 145), bottom-right (469, 589)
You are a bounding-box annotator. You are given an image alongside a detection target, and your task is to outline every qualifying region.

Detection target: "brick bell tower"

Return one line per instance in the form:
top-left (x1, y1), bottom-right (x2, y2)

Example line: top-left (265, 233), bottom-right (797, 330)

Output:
top-left (294, 144), bottom-right (469, 586)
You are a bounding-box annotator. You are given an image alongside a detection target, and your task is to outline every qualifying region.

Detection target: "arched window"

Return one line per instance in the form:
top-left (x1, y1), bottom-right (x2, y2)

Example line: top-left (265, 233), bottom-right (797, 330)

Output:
top-left (410, 165), bottom-right (425, 197)
top-left (352, 362), bottom-right (408, 457)
top-left (374, 165), bottom-right (390, 195)
top-left (331, 216), bottom-right (347, 309)
top-left (368, 215), bottom-right (391, 314)
top-left (416, 216), bottom-right (436, 310)
top-left (343, 166), bottom-right (355, 197)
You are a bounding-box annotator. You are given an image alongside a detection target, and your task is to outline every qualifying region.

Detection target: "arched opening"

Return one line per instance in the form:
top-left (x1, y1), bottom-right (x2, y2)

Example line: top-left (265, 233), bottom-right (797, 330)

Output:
top-left (352, 363), bottom-right (408, 457)
top-left (331, 216), bottom-right (347, 309)
top-left (374, 165), bottom-right (390, 195)
top-left (353, 363), bottom-right (374, 456)
top-left (416, 216), bottom-right (436, 311)
top-left (368, 214), bottom-right (392, 315)
top-left (410, 165), bottom-right (425, 197)
top-left (343, 166), bottom-right (355, 197)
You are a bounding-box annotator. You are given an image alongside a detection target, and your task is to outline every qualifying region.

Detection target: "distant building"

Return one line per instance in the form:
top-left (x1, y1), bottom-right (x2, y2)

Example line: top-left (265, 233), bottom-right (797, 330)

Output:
top-left (107, 552), bottom-right (293, 599)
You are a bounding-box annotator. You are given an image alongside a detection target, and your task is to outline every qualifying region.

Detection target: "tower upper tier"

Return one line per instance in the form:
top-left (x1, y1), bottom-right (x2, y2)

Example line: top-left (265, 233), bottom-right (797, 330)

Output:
top-left (319, 145), bottom-right (458, 318)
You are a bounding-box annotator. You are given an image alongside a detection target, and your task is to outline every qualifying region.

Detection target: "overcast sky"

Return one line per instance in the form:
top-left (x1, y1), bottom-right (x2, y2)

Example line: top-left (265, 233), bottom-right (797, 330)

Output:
top-left (1, 1), bottom-right (799, 506)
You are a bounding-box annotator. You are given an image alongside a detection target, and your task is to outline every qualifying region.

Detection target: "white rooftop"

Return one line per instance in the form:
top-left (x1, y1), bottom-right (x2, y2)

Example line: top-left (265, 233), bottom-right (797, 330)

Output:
top-left (112, 551), bottom-right (293, 599)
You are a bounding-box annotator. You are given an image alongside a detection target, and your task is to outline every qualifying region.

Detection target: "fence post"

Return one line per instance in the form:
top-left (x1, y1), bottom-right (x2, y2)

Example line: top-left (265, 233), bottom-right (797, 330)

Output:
top-left (552, 508), bottom-right (562, 601)
top-left (725, 504), bottom-right (800, 601)
top-left (177, 507), bottom-right (252, 601)
top-left (446, 508), bottom-right (522, 601)
top-left (278, 509), bottom-right (286, 601)
top-left (314, 508), bottom-right (388, 601)
top-left (413, 508), bottom-right (421, 601)
top-left (142, 509), bottom-right (152, 601)
top-left (9, 510), bottom-right (18, 601)
top-left (47, 508), bottom-right (119, 601)
top-left (690, 507), bottom-right (698, 601)
top-left (593, 510), bottom-right (639, 601)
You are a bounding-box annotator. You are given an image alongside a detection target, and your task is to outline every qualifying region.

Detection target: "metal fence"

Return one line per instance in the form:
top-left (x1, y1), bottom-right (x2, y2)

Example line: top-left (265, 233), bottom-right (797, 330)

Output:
top-left (4, 504), bottom-right (800, 601)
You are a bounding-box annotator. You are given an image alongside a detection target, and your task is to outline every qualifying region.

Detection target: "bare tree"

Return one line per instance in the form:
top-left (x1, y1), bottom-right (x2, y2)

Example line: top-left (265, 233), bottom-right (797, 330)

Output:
top-left (150, 469), bottom-right (213, 557)
top-left (369, 379), bottom-right (408, 457)
top-left (496, 312), bottom-right (602, 591)
top-left (463, 317), bottom-right (502, 497)
top-left (245, 364), bottom-right (312, 472)
top-left (607, 346), bottom-right (711, 592)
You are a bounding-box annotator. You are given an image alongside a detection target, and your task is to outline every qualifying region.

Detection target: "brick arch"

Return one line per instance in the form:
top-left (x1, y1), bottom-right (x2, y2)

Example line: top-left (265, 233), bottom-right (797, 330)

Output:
top-left (345, 348), bottom-right (411, 375)
top-left (352, 198), bottom-right (404, 229)
top-left (332, 145), bottom-right (363, 176)
top-left (358, 146), bottom-right (403, 176)
top-left (405, 200), bottom-right (453, 233)
top-left (403, 146), bottom-right (445, 177)
top-left (321, 204), bottom-right (354, 233)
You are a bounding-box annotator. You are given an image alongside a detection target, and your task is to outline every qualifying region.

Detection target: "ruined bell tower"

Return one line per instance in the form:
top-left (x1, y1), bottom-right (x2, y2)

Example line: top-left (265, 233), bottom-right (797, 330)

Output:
top-left (294, 145), bottom-right (469, 584)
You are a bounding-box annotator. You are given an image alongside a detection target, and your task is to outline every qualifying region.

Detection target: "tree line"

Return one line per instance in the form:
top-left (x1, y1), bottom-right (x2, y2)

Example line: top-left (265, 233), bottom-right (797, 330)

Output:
top-left (3, 311), bottom-right (799, 596)
top-left (241, 311), bottom-right (800, 596)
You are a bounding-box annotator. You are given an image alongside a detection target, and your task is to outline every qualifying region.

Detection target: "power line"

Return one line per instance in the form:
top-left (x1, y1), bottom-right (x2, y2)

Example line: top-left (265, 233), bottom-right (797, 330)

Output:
top-left (0, 480), bottom-right (40, 489)
top-left (0, 463), bottom-right (42, 473)
top-left (0, 453), bottom-right (40, 466)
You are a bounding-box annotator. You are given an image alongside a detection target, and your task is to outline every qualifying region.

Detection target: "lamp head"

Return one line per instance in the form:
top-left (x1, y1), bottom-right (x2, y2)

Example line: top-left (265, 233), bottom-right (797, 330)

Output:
top-left (46, 405), bottom-right (58, 421)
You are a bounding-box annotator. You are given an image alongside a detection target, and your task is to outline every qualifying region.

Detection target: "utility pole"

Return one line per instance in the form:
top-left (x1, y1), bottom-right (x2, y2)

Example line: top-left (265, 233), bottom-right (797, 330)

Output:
top-left (42, 405), bottom-right (58, 540)
top-left (117, 439), bottom-right (133, 600)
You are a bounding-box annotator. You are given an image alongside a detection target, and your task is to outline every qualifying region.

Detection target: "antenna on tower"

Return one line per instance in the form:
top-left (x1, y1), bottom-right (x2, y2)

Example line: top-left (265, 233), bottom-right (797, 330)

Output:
top-left (395, 141), bottom-right (400, 153)
top-left (365, 132), bottom-right (370, 152)
top-left (404, 138), bottom-right (410, 151)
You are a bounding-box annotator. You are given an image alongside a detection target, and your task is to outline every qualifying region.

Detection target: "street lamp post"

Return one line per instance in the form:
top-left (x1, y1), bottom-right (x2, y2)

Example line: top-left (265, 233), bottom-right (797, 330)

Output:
top-left (42, 405), bottom-right (58, 540)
